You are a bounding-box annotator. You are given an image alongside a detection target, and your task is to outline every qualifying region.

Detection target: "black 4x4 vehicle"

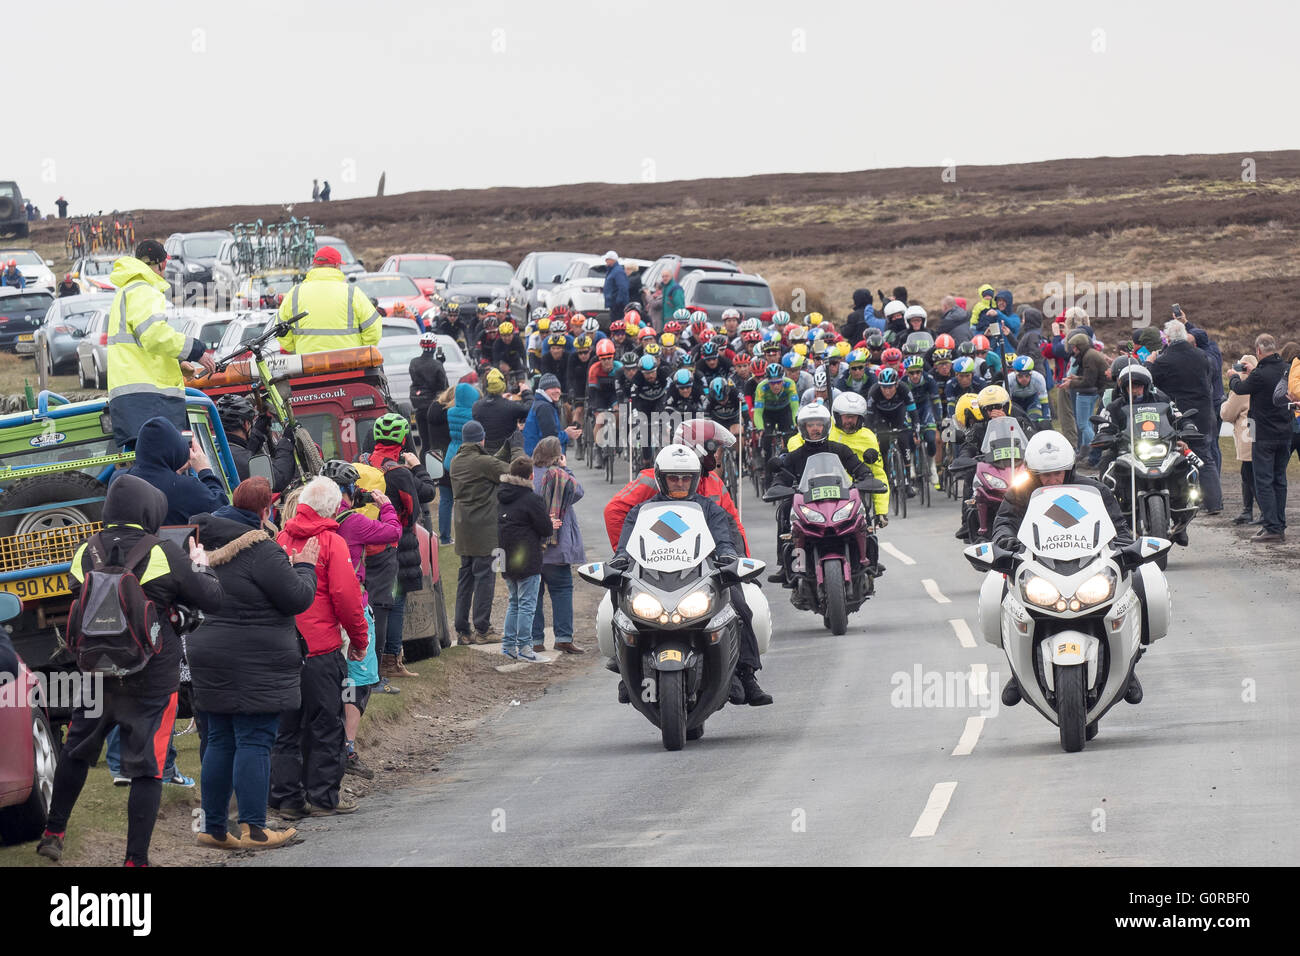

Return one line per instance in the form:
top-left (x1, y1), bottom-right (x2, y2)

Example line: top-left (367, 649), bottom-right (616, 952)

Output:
top-left (0, 181), bottom-right (29, 239)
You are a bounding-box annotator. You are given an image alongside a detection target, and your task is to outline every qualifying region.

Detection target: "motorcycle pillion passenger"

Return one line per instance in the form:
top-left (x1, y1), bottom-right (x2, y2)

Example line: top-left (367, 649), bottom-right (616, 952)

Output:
top-left (989, 429), bottom-right (1140, 709)
top-left (277, 246), bottom-right (382, 354)
top-left (611, 445), bottom-right (772, 707)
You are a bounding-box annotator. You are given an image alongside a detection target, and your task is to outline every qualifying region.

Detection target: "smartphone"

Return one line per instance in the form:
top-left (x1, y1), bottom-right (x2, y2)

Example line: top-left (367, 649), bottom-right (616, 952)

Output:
top-left (159, 524), bottom-right (199, 549)
top-left (1170, 303), bottom-right (1182, 318)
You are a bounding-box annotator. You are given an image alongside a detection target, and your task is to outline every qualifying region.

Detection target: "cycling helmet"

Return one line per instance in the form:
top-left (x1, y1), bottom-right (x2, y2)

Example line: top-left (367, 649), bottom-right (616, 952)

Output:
top-left (953, 356), bottom-right (976, 375)
top-left (904, 305), bottom-right (927, 325)
top-left (390, 302), bottom-right (408, 318)
top-left (660, 332), bottom-right (677, 348)
top-left (673, 368), bottom-right (693, 388)
top-left (788, 326), bottom-right (808, 344)
top-left (977, 384), bottom-right (1011, 418)
top-left (881, 347), bottom-right (903, 367)
top-left (865, 332), bottom-right (886, 351)
top-left (696, 327), bottom-right (715, 343)
top-left (903, 354), bottom-right (925, 372)
top-left (483, 316), bottom-right (500, 332)
top-left (750, 356), bottom-right (768, 376)
top-left (813, 367), bottom-right (829, 390)
top-left (877, 367), bottom-right (900, 387)
top-left (1001, 351), bottom-right (1018, 366)
top-left (582, 316), bottom-right (600, 334)
top-left (639, 354), bottom-right (657, 371)
top-left (530, 306), bottom-right (549, 322)
top-left (621, 350), bottom-right (639, 367)
top-left (216, 394), bottom-right (256, 430)
top-left (1109, 354), bottom-right (1134, 380)
top-left (654, 444), bottom-right (702, 499)
top-left (810, 339), bottom-right (828, 357)
top-left (832, 390), bottom-right (868, 430)
top-left (1011, 355), bottom-right (1035, 373)
top-left (575, 335), bottom-right (594, 351)
top-left (1024, 430), bottom-right (1075, 477)
top-left (772, 310), bottom-right (791, 325)
top-left (596, 339), bottom-right (616, 358)
top-left (766, 362), bottom-right (784, 381)
top-left (971, 334), bottom-right (991, 352)
top-left (835, 341), bottom-right (853, 358)
top-left (663, 320), bottom-right (683, 335)
top-left (708, 377), bottom-right (727, 401)
top-left (550, 304), bottom-right (571, 318)
top-left (537, 317), bottom-right (551, 333)
top-left (721, 308), bottom-right (741, 323)
top-left (883, 300), bottom-right (906, 318)
top-left (690, 310), bottom-right (709, 327)
top-left (752, 343), bottom-right (765, 358)
top-left (847, 349), bottom-right (868, 367)
top-left (795, 402), bottom-right (832, 443)
top-left (956, 341), bottom-right (976, 357)
top-left (954, 393), bottom-right (982, 428)
top-left (808, 311), bottom-right (824, 326)
top-left (700, 341), bottom-right (719, 358)
top-left (1116, 363), bottom-right (1153, 396)
top-left (638, 326), bottom-right (656, 341)
top-left (322, 459), bottom-right (360, 489)
top-left (934, 333), bottom-right (956, 351)
top-left (609, 318), bottom-right (626, 333)
top-left (498, 321), bottom-right (515, 335)
top-left (643, 341), bottom-right (662, 357)
top-left (742, 329), bottom-right (762, 344)
top-left (547, 333), bottom-right (567, 348)
top-left (672, 308), bottom-right (692, 323)
top-left (623, 302), bottom-right (642, 317)
top-left (419, 332), bottom-right (438, 350)
top-left (781, 351), bottom-right (805, 370)
top-left (549, 315), bottom-right (569, 332)
top-left (739, 318), bottom-right (759, 333)
top-left (931, 347), bottom-right (954, 364)
top-left (373, 412), bottom-right (410, 445)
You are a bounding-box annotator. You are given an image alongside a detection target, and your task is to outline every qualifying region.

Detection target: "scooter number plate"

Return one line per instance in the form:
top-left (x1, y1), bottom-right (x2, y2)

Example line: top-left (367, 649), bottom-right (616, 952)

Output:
top-left (808, 485), bottom-right (842, 501)
top-left (658, 649), bottom-right (683, 663)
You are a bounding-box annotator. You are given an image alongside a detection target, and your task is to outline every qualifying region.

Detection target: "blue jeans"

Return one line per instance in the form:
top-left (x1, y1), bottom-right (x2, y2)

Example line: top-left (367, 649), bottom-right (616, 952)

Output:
top-left (106, 724), bottom-right (178, 779)
top-left (197, 711), bottom-right (279, 833)
top-left (1251, 441), bottom-right (1290, 534)
top-left (504, 576), bottom-right (541, 650)
top-left (531, 564), bottom-right (574, 645)
top-left (438, 484), bottom-right (453, 544)
top-left (1073, 392), bottom-right (1097, 459)
top-left (385, 591), bottom-right (406, 656)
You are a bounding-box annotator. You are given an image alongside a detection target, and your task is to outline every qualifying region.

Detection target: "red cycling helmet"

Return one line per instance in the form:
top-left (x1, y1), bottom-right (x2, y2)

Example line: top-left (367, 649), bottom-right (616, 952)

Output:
top-left (664, 320), bottom-right (683, 335)
top-left (595, 339), bottom-right (616, 358)
top-left (971, 334), bottom-right (991, 352)
top-left (934, 333), bottom-right (956, 350)
top-left (609, 318), bottom-right (626, 332)
top-left (749, 356), bottom-right (768, 375)
top-left (881, 347), bottom-right (903, 366)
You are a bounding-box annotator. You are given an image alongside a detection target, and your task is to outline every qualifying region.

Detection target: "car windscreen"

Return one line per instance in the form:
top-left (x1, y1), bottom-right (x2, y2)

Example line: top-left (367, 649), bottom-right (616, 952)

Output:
top-left (397, 259), bottom-right (450, 279)
top-left (82, 258), bottom-right (116, 276)
top-left (435, 336), bottom-right (466, 366)
top-left (294, 412), bottom-right (344, 462)
top-left (254, 274), bottom-right (298, 292)
top-left (448, 263), bottom-right (513, 285)
top-left (182, 238), bottom-right (224, 258)
top-left (535, 254), bottom-right (578, 285)
top-left (59, 308), bottom-right (102, 330)
top-left (357, 276), bottom-right (420, 298)
top-left (0, 293), bottom-right (53, 313)
top-left (0, 184), bottom-right (16, 198)
top-left (691, 280), bottom-right (775, 309)
top-left (383, 343), bottom-right (423, 366)
top-left (2, 436), bottom-right (118, 476)
top-left (4, 251), bottom-right (42, 265)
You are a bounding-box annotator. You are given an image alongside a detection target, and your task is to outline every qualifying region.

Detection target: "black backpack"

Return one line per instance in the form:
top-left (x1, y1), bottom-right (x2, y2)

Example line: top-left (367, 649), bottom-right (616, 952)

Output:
top-left (66, 535), bottom-right (163, 677)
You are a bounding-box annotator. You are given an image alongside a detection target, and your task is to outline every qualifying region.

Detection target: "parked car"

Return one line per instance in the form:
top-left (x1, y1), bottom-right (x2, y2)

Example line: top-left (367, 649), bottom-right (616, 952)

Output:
top-left (432, 259), bottom-right (514, 314)
top-left (352, 273), bottom-right (432, 320)
top-left (69, 254), bottom-right (119, 294)
top-left (75, 309), bottom-right (110, 389)
top-left (507, 251), bottom-right (585, 325)
top-left (639, 255), bottom-right (741, 325)
top-left (314, 235), bottom-right (364, 276)
top-left (379, 253), bottom-right (453, 298)
top-left (214, 310), bottom-right (276, 356)
top-left (0, 249), bottom-right (57, 293)
top-left (162, 307), bottom-right (231, 357)
top-left (0, 287), bottom-right (55, 353)
top-left (232, 269), bottom-right (300, 309)
top-left (679, 271), bottom-right (776, 324)
top-left (381, 317), bottom-right (421, 336)
top-left (545, 255), bottom-right (652, 321)
top-left (0, 182), bottom-right (30, 239)
top-left (34, 292), bottom-right (115, 376)
top-left (163, 231), bottom-right (232, 302)
top-left (381, 333), bottom-right (471, 417)
top-left (0, 593), bottom-right (58, 844)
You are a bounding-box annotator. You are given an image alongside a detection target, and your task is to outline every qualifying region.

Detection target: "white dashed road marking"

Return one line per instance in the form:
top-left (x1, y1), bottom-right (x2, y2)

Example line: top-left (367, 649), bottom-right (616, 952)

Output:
top-left (921, 579), bottom-right (951, 604)
top-left (881, 542), bottom-right (915, 565)
top-left (948, 618), bottom-right (976, 648)
top-left (968, 663), bottom-right (990, 697)
top-left (910, 782), bottom-right (958, 838)
top-left (952, 717), bottom-right (985, 756)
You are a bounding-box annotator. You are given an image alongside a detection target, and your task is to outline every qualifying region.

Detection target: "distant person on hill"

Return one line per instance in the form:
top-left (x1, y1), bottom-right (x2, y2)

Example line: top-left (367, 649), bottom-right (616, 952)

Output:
top-left (320, 181), bottom-right (332, 202)
top-left (311, 179), bottom-right (320, 202)
top-left (56, 196), bottom-right (68, 218)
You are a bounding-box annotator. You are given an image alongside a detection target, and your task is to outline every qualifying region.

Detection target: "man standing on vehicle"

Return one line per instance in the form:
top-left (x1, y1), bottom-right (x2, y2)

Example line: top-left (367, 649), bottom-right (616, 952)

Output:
top-left (106, 239), bottom-right (215, 449)
top-left (2, 258), bottom-right (26, 288)
top-left (277, 246), bottom-right (381, 354)
top-left (602, 250), bottom-right (629, 326)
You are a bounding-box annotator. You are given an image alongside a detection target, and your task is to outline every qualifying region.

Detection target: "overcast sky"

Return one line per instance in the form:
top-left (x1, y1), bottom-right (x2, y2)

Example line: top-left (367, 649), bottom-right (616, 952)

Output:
top-left (12, 0), bottom-right (1298, 212)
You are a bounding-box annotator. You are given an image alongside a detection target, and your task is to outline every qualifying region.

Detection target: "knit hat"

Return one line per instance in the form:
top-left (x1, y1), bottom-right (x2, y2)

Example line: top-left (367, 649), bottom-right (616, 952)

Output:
top-left (461, 420), bottom-right (485, 443)
top-left (538, 373), bottom-right (562, 391)
top-left (1136, 327), bottom-right (1163, 351)
top-left (485, 368), bottom-right (506, 395)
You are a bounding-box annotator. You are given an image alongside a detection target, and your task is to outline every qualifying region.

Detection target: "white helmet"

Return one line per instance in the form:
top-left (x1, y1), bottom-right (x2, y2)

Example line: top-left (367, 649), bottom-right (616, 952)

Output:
top-left (739, 317), bottom-right (759, 333)
top-left (832, 390), bottom-right (868, 430)
top-left (795, 402), bottom-right (832, 443)
top-left (884, 300), bottom-right (906, 318)
top-left (654, 444), bottom-right (702, 499)
top-left (582, 316), bottom-right (600, 334)
top-left (904, 304), bottom-right (928, 323)
top-left (721, 308), bottom-right (741, 322)
top-left (1024, 430), bottom-right (1075, 476)
top-left (1116, 363), bottom-right (1152, 396)
top-left (813, 366), bottom-right (829, 391)
top-left (530, 306), bottom-right (548, 322)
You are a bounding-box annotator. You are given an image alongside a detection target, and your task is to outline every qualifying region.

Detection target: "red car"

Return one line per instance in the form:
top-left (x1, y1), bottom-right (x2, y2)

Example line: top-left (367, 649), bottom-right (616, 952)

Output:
top-left (0, 592), bottom-right (58, 844)
top-left (352, 273), bottom-right (433, 323)
top-left (378, 254), bottom-right (453, 299)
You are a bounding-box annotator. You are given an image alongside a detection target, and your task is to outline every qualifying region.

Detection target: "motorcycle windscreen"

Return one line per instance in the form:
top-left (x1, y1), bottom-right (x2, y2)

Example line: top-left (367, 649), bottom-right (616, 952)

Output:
top-left (628, 501), bottom-right (716, 572)
top-left (797, 452), bottom-right (851, 500)
top-left (980, 416), bottom-right (1027, 464)
top-left (1019, 485), bottom-right (1118, 560)
top-left (1123, 402), bottom-right (1177, 447)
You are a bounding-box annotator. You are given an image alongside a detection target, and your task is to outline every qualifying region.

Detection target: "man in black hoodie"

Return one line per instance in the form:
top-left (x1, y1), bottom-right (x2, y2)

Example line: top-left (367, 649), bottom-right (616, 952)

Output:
top-left (123, 416), bottom-right (230, 524)
top-left (1230, 333), bottom-right (1292, 542)
top-left (37, 475), bottom-right (225, 865)
top-left (842, 289), bottom-right (874, 346)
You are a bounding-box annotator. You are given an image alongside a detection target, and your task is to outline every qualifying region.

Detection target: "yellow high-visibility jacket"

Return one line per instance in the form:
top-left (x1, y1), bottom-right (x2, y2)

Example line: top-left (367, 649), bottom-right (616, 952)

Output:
top-left (278, 267), bottom-right (381, 354)
top-left (106, 257), bottom-right (203, 401)
top-left (787, 425), bottom-right (890, 515)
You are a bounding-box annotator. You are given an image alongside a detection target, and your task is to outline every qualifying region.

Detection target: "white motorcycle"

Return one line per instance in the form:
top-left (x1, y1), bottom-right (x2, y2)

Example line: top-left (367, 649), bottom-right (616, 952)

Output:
top-left (964, 484), bottom-right (1172, 752)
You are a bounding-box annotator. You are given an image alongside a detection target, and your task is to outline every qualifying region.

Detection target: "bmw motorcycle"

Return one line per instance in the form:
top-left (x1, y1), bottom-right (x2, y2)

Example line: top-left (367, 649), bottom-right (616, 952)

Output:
top-left (581, 501), bottom-right (769, 751)
top-left (964, 484), bottom-right (1172, 753)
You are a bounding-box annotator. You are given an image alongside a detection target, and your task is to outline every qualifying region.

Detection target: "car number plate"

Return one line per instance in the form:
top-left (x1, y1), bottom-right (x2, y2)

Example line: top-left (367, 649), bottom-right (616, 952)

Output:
top-left (0, 573), bottom-right (72, 600)
top-left (18, 333), bottom-right (34, 342)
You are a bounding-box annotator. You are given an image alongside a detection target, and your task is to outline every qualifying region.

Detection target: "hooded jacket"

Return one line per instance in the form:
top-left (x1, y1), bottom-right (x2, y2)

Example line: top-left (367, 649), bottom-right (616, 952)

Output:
top-left (276, 504), bottom-right (368, 656)
top-left (68, 474), bottom-right (224, 699)
top-left (445, 382), bottom-right (481, 462)
top-left (842, 289), bottom-right (876, 344)
top-left (337, 500), bottom-right (402, 585)
top-left (188, 507), bottom-right (317, 714)
top-left (969, 284), bottom-right (997, 330)
top-left (1230, 353), bottom-right (1293, 445)
top-left (1187, 327), bottom-right (1225, 403)
top-left (449, 440), bottom-right (513, 556)
top-left (497, 474), bottom-right (553, 579)
top-left (365, 446), bottom-right (437, 593)
top-left (473, 393), bottom-right (530, 452)
top-left (976, 289), bottom-right (1021, 337)
top-left (1014, 308), bottom-right (1054, 390)
top-left (121, 416), bottom-right (229, 524)
top-left (523, 389), bottom-right (567, 455)
top-left (277, 266), bottom-right (381, 354)
top-left (937, 306), bottom-right (973, 344)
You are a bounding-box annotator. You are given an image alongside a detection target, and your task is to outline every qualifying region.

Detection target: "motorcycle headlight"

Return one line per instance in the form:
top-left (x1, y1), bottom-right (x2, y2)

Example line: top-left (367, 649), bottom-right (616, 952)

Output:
top-left (676, 587), bottom-right (713, 620)
top-left (1073, 569), bottom-right (1116, 607)
top-left (982, 474), bottom-right (1007, 491)
top-left (630, 592), bottom-right (664, 620)
top-left (831, 501), bottom-right (858, 522)
top-left (1136, 440), bottom-right (1168, 461)
top-left (799, 505), bottom-right (827, 523)
top-left (1023, 573), bottom-right (1061, 608)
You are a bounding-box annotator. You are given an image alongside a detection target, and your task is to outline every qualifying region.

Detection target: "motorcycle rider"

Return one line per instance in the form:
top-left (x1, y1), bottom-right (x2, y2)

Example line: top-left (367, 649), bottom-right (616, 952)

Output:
top-left (409, 333), bottom-right (449, 451)
top-left (610, 444), bottom-right (771, 706)
top-left (990, 429), bottom-right (1139, 708)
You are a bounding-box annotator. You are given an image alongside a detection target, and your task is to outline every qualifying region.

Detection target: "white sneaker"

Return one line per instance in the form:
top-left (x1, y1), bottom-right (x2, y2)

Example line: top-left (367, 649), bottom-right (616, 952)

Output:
top-left (517, 647), bottom-right (540, 662)
top-left (112, 775), bottom-right (129, 787)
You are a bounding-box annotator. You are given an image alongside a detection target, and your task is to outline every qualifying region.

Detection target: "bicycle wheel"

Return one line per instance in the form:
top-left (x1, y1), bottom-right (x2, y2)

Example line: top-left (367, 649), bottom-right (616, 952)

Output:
top-left (294, 424), bottom-right (324, 477)
top-left (916, 439), bottom-right (932, 508)
top-left (888, 443), bottom-right (906, 518)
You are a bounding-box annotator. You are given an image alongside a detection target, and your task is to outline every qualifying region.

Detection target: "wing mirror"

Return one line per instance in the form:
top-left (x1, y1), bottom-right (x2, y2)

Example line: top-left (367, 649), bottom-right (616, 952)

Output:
top-left (0, 591), bottom-right (21, 622)
top-left (964, 541), bottom-right (1017, 574)
top-left (577, 561), bottom-right (624, 589)
top-left (718, 556), bottom-right (766, 587)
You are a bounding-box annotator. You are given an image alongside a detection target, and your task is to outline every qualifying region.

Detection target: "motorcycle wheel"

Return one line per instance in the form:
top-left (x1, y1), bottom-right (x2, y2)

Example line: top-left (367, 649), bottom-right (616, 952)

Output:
top-left (1145, 497), bottom-right (1170, 570)
top-left (1054, 663), bottom-right (1088, 753)
top-left (823, 558), bottom-right (848, 635)
top-left (659, 670), bottom-right (687, 751)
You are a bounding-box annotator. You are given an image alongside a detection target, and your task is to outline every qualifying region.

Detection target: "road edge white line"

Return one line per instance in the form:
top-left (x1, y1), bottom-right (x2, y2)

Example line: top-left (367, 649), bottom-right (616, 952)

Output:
top-left (952, 716), bottom-right (985, 757)
top-left (910, 781), bottom-right (958, 838)
top-left (881, 541), bottom-right (915, 565)
top-left (948, 618), bottom-right (976, 648)
top-left (921, 578), bottom-right (951, 604)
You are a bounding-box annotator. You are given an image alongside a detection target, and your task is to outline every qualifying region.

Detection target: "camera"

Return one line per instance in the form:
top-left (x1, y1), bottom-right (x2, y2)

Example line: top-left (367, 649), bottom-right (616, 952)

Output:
top-left (353, 489), bottom-right (376, 506)
top-left (1232, 362), bottom-right (1247, 373)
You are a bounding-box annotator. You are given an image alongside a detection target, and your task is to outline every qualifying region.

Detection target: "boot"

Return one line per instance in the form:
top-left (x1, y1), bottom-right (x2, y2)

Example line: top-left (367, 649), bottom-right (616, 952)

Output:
top-left (1124, 674), bottom-right (1143, 704)
top-left (729, 674), bottom-right (746, 705)
top-left (344, 749), bottom-right (375, 779)
top-left (379, 653), bottom-right (400, 679)
top-left (617, 679), bottom-right (630, 704)
top-left (393, 650), bottom-right (419, 678)
top-left (235, 823), bottom-right (296, 849)
top-left (738, 666), bottom-right (772, 706)
top-left (1233, 510), bottom-right (1253, 525)
top-left (1001, 675), bottom-right (1022, 707)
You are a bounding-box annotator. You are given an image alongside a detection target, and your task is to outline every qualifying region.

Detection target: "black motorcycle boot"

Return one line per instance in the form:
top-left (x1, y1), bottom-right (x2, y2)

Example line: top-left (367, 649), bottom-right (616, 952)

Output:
top-left (1000, 675), bottom-right (1022, 707)
top-left (603, 656), bottom-right (620, 673)
top-left (1124, 674), bottom-right (1143, 704)
top-left (617, 679), bottom-right (630, 704)
top-left (739, 666), bottom-right (773, 706)
top-left (729, 674), bottom-right (747, 705)
top-left (1172, 528), bottom-right (1189, 546)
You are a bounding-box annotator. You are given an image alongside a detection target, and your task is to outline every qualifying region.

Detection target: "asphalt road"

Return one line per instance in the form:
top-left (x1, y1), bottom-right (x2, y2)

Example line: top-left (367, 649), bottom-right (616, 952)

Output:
top-left (249, 458), bottom-right (1299, 867)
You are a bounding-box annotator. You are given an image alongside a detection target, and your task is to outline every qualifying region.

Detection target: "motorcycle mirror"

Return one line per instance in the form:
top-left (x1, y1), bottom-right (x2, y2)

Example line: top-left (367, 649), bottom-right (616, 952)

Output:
top-left (0, 591), bottom-right (21, 623)
top-left (577, 561), bottom-right (622, 589)
top-left (721, 557), bottom-right (766, 585)
top-left (424, 453), bottom-right (444, 480)
top-left (1089, 414), bottom-right (1107, 425)
top-left (1135, 536), bottom-right (1172, 565)
top-left (963, 541), bottom-right (996, 572)
top-left (249, 454), bottom-right (273, 483)
top-left (761, 484), bottom-right (794, 502)
top-left (1180, 408), bottom-right (1199, 420)
top-left (1179, 424), bottom-right (1201, 437)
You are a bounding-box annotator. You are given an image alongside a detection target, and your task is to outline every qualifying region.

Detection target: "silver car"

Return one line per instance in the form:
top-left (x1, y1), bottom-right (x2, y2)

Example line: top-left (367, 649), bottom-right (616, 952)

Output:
top-left (75, 308), bottom-right (110, 390)
top-left (382, 333), bottom-right (471, 416)
top-left (678, 271), bottom-right (775, 324)
top-left (35, 292), bottom-right (115, 376)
